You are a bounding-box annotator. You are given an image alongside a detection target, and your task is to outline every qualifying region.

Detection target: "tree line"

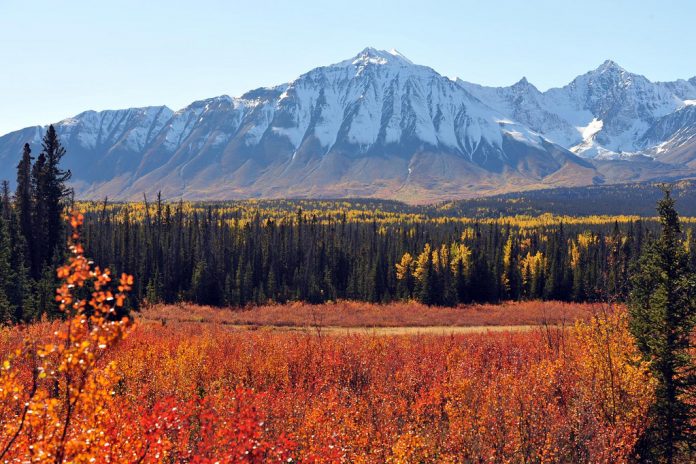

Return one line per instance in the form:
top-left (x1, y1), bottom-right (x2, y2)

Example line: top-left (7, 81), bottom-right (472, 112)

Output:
top-left (73, 198), bottom-right (696, 310)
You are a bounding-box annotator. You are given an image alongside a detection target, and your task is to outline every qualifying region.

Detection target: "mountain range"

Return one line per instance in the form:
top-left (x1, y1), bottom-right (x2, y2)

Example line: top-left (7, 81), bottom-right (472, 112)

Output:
top-left (1, 48), bottom-right (695, 202)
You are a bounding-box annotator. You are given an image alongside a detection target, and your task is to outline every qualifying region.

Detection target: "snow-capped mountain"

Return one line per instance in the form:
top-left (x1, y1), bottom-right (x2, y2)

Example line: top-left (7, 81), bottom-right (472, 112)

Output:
top-left (0, 48), bottom-right (694, 202)
top-left (659, 77), bottom-right (696, 101)
top-left (458, 60), bottom-right (696, 160)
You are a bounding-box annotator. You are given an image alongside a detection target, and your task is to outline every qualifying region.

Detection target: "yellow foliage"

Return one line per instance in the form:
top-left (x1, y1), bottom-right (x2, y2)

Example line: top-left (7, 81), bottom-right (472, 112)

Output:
top-left (573, 308), bottom-right (655, 425)
top-left (395, 253), bottom-right (414, 281)
top-left (450, 243), bottom-right (471, 275)
top-left (413, 244), bottom-right (432, 283)
top-left (521, 251), bottom-right (545, 286)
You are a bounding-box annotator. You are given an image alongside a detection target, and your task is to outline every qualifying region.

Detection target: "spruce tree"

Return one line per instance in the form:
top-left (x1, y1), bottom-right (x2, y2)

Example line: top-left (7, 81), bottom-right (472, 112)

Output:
top-left (0, 205), bottom-right (14, 322)
top-left (0, 181), bottom-right (10, 220)
top-left (417, 253), bottom-right (435, 305)
top-left (629, 188), bottom-right (696, 463)
top-left (30, 150), bottom-right (48, 278)
top-left (41, 125), bottom-right (72, 262)
top-left (15, 143), bottom-right (33, 253)
top-left (1, 187), bottom-right (31, 322)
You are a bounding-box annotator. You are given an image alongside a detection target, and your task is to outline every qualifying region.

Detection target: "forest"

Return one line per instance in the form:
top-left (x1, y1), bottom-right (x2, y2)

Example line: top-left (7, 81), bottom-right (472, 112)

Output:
top-left (78, 201), bottom-right (696, 309)
top-left (4, 182), bottom-right (696, 321)
top-left (0, 128), bottom-right (693, 462)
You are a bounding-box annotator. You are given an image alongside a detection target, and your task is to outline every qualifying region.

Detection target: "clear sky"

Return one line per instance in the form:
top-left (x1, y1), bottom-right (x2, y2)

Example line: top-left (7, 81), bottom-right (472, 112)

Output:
top-left (1, 0), bottom-right (694, 135)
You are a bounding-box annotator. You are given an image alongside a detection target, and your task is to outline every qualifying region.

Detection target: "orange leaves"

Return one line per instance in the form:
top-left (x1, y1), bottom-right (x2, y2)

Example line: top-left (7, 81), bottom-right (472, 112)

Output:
top-left (68, 211), bottom-right (84, 231)
top-left (0, 210), bottom-right (134, 462)
top-left (101, 317), bottom-right (653, 463)
top-left (116, 274), bottom-right (133, 307)
top-left (571, 307), bottom-right (655, 462)
top-left (0, 208), bottom-right (655, 464)
top-left (0, 315), bottom-right (654, 462)
top-left (55, 212), bottom-right (132, 316)
top-left (0, 203), bottom-right (300, 464)
top-left (119, 273), bottom-right (134, 289)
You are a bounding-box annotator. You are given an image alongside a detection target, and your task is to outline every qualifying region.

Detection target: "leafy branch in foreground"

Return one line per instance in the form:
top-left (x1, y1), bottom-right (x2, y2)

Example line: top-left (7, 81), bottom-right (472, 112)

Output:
top-left (0, 211), bottom-right (131, 462)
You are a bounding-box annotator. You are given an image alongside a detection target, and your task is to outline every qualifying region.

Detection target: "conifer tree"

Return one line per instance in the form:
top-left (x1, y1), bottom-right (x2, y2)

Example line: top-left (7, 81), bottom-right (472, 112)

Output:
top-left (15, 143), bottom-right (33, 255)
top-left (0, 206), bottom-right (14, 322)
top-left (629, 188), bottom-right (696, 463)
top-left (146, 268), bottom-right (164, 304)
top-left (30, 150), bottom-right (48, 278)
top-left (0, 182), bottom-right (10, 220)
top-left (41, 125), bottom-right (72, 261)
top-left (1, 186), bottom-right (31, 322)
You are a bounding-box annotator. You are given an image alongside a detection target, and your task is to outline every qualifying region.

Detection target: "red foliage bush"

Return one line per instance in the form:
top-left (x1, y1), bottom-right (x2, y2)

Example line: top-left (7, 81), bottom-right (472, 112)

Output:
top-left (0, 212), bottom-right (654, 462)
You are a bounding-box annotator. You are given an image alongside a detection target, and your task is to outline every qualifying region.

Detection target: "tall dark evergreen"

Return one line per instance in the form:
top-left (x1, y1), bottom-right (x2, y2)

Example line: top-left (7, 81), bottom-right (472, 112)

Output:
top-left (27, 126), bottom-right (72, 281)
top-left (1, 182), bottom-right (10, 220)
top-left (41, 125), bottom-right (72, 261)
top-left (0, 200), bottom-right (14, 322)
top-left (30, 149), bottom-right (48, 278)
top-left (629, 189), bottom-right (696, 463)
top-left (15, 143), bottom-right (33, 248)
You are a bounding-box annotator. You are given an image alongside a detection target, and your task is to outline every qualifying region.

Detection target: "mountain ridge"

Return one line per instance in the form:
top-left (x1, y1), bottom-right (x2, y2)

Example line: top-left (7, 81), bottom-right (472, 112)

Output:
top-left (0, 48), bottom-right (694, 203)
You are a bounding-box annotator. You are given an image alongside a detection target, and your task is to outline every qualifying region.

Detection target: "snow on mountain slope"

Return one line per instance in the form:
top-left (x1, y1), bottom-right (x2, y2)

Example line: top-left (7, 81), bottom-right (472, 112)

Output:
top-left (659, 76), bottom-right (696, 101)
top-left (640, 105), bottom-right (696, 166)
top-left (459, 60), bottom-right (692, 160)
top-left (0, 49), bottom-right (694, 202)
top-left (0, 106), bottom-right (174, 186)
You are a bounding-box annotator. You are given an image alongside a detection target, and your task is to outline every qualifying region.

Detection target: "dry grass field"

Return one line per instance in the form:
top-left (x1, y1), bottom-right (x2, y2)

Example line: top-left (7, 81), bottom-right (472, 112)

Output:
top-left (140, 300), bottom-right (602, 331)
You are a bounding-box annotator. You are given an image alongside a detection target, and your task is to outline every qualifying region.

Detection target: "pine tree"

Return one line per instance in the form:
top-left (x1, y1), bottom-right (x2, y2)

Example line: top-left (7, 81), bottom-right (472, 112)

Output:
top-left (0, 181), bottom-right (10, 220)
top-left (224, 272), bottom-right (237, 306)
top-left (0, 208), bottom-right (14, 322)
top-left (30, 149), bottom-right (48, 278)
top-left (15, 143), bottom-right (33, 257)
top-left (629, 188), bottom-right (696, 463)
top-left (41, 125), bottom-right (72, 262)
top-left (1, 189), bottom-right (31, 322)
top-left (453, 259), bottom-right (467, 303)
top-left (145, 268), bottom-right (164, 304)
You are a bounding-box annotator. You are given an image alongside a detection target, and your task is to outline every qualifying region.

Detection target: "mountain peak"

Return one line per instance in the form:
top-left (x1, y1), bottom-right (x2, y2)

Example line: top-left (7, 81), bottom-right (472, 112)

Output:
top-left (337, 47), bottom-right (414, 67)
top-left (508, 76), bottom-right (541, 94)
top-left (512, 76), bottom-right (534, 88)
top-left (595, 59), bottom-right (626, 73)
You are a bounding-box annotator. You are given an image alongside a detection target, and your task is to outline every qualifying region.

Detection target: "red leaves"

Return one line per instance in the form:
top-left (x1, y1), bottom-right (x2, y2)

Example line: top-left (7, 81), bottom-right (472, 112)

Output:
top-left (103, 390), bottom-right (297, 463)
top-left (0, 312), bottom-right (654, 462)
top-left (0, 214), bottom-right (654, 464)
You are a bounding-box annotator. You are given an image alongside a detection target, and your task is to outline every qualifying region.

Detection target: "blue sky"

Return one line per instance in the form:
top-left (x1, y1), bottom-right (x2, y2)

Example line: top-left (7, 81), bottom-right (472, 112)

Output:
top-left (1, 0), bottom-right (694, 134)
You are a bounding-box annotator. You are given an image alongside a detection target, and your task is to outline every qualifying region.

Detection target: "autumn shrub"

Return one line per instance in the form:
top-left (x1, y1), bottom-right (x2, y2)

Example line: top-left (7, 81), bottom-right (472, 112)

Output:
top-left (108, 311), bottom-right (652, 463)
top-left (0, 311), bottom-right (654, 463)
top-left (0, 212), bottom-right (655, 462)
top-left (0, 212), bottom-right (297, 463)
